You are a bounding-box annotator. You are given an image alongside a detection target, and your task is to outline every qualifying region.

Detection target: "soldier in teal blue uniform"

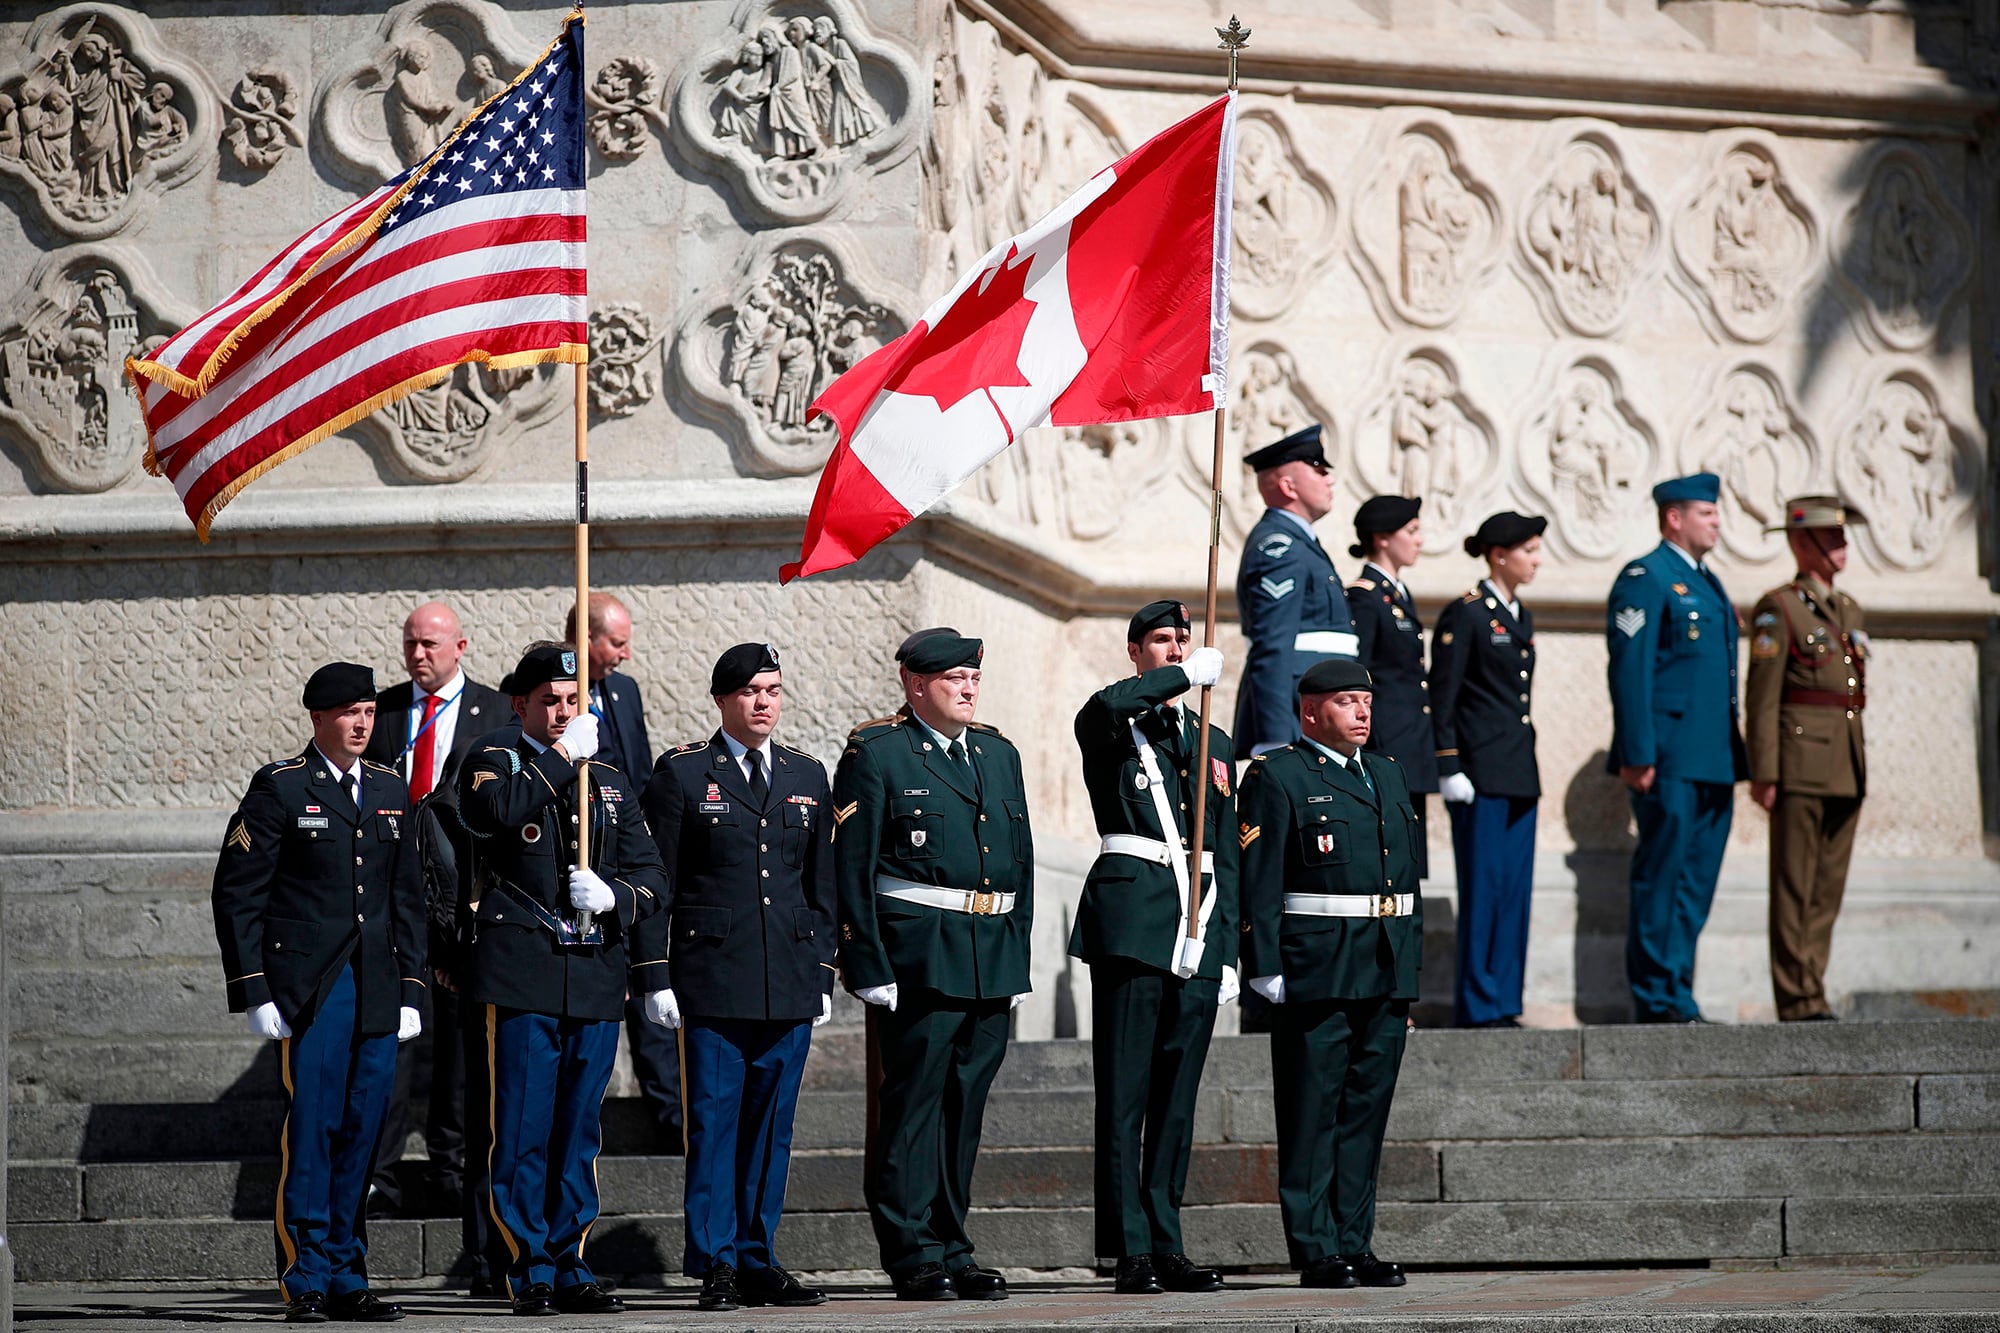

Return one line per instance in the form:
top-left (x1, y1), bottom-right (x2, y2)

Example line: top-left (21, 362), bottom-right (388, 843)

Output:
top-left (1233, 426), bottom-right (1359, 760)
top-left (1605, 474), bottom-right (1748, 1024)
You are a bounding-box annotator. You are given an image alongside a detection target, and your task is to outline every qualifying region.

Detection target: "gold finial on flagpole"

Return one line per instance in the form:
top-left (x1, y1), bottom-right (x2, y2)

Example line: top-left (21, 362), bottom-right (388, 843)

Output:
top-left (1216, 16), bottom-right (1250, 91)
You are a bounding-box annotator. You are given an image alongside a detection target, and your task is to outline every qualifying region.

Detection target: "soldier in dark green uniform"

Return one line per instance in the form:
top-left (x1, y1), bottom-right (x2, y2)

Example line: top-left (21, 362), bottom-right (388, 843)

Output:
top-left (1238, 658), bottom-right (1420, 1291)
top-left (1071, 600), bottom-right (1239, 1296)
top-left (1746, 496), bottom-right (1869, 1022)
top-left (834, 633), bottom-right (1034, 1302)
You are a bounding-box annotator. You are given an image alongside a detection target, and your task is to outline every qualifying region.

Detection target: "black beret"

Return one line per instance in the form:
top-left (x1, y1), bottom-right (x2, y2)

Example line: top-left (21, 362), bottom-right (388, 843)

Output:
top-left (894, 627), bottom-right (958, 663)
top-left (1297, 658), bottom-right (1373, 697)
top-left (1348, 494), bottom-right (1421, 558)
top-left (901, 633), bottom-right (984, 674)
top-left (1242, 424), bottom-right (1327, 473)
top-left (501, 643), bottom-right (579, 697)
top-left (1127, 599), bottom-right (1191, 643)
top-left (1463, 510), bottom-right (1548, 559)
top-left (711, 641), bottom-right (781, 695)
top-left (302, 662), bottom-right (376, 710)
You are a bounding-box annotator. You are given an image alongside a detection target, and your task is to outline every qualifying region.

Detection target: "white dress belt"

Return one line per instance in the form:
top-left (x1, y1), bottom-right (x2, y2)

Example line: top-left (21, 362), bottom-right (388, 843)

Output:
top-left (1283, 892), bottom-right (1414, 918)
top-left (1294, 630), bottom-right (1361, 656)
top-left (878, 874), bottom-right (1016, 916)
top-left (1098, 834), bottom-right (1215, 874)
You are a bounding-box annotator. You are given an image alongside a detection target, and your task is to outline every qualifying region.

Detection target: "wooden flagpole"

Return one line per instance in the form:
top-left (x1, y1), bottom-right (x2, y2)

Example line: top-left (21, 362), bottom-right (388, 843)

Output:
top-left (1185, 17), bottom-right (1247, 951)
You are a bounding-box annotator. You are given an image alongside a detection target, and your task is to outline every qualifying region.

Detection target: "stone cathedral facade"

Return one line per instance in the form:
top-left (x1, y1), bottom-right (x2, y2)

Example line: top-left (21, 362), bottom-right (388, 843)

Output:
top-left (1, 0), bottom-right (1996, 1047)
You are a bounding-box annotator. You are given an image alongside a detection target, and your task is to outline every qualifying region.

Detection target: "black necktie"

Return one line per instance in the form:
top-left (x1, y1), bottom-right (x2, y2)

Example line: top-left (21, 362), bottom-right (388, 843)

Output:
top-left (343, 773), bottom-right (359, 810)
top-left (746, 748), bottom-right (769, 806)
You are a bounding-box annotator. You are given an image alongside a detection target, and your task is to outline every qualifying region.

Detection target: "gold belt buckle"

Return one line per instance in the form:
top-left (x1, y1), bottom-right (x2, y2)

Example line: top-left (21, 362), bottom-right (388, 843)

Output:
top-left (970, 891), bottom-right (997, 916)
top-left (1376, 895), bottom-right (1400, 918)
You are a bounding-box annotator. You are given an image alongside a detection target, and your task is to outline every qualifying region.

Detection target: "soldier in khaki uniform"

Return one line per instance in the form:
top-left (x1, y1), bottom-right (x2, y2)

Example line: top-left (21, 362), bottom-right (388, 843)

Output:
top-left (1746, 496), bottom-right (1868, 1022)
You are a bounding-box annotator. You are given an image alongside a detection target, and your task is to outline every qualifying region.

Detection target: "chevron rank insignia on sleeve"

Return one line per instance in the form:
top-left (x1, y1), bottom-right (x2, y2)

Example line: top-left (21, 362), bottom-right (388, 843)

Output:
top-left (1259, 576), bottom-right (1296, 600)
top-left (472, 770), bottom-right (499, 789)
top-left (1238, 822), bottom-right (1261, 850)
top-left (834, 801), bottom-right (859, 824)
top-left (226, 820), bottom-right (252, 852)
top-left (1615, 607), bottom-right (1646, 638)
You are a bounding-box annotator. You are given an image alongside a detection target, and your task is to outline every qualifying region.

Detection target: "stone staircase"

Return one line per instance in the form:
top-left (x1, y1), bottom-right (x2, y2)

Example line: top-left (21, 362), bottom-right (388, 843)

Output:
top-left (10, 1022), bottom-right (1999, 1284)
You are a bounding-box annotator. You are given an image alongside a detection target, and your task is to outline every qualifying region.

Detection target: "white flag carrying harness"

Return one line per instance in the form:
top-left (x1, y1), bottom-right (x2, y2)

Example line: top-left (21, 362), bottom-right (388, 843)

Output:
top-left (1129, 718), bottom-right (1217, 978)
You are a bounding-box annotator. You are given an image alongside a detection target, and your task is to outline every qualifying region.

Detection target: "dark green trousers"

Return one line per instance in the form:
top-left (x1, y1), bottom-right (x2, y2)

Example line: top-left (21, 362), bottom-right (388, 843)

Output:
top-left (1270, 994), bottom-right (1408, 1266)
top-left (865, 992), bottom-right (1011, 1279)
top-left (1090, 956), bottom-right (1220, 1259)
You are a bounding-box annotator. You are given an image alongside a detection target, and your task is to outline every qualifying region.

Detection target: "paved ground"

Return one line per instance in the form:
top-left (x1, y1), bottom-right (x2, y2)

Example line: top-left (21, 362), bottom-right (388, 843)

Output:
top-left (16, 1266), bottom-right (2000, 1330)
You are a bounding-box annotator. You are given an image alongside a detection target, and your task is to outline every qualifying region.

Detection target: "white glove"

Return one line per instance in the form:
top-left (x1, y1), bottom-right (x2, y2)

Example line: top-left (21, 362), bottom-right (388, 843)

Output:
top-left (1010, 991), bottom-right (1030, 1011)
top-left (1182, 646), bottom-right (1225, 689)
top-left (856, 983), bottom-right (899, 1011)
top-left (1219, 965), bottom-right (1240, 1006)
top-left (1440, 772), bottom-right (1477, 805)
top-left (557, 712), bottom-right (600, 761)
top-left (397, 1006), bottom-right (423, 1043)
top-left (1248, 974), bottom-right (1287, 1004)
top-left (813, 993), bottom-right (833, 1028)
top-left (643, 988), bottom-right (681, 1029)
top-left (568, 866), bottom-right (616, 913)
top-left (247, 1002), bottom-right (292, 1041)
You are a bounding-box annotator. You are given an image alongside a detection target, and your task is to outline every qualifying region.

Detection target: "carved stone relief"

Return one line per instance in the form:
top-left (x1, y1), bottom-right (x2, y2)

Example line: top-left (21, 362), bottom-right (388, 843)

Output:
top-left (314, 0), bottom-right (542, 186)
top-left (671, 0), bottom-right (920, 224)
top-left (586, 56), bottom-right (663, 161)
top-left (1352, 121), bottom-right (1498, 330)
top-left (978, 418), bottom-right (1173, 542)
top-left (1832, 146), bottom-right (1971, 352)
top-left (0, 244), bottom-right (195, 492)
top-left (1833, 369), bottom-right (1970, 571)
top-left (673, 236), bottom-right (905, 475)
top-left (1516, 355), bottom-right (1658, 560)
top-left (588, 303), bottom-right (661, 418)
top-left (1231, 109), bottom-right (1339, 324)
top-left (1680, 364), bottom-right (1816, 562)
top-left (1519, 130), bottom-right (1659, 337)
top-left (1351, 347), bottom-right (1496, 542)
top-left (1214, 342), bottom-right (1336, 544)
top-left (356, 362), bottom-right (566, 483)
top-left (0, 6), bottom-right (211, 238)
top-left (1671, 137), bottom-right (1817, 344)
top-left (221, 70), bottom-right (302, 172)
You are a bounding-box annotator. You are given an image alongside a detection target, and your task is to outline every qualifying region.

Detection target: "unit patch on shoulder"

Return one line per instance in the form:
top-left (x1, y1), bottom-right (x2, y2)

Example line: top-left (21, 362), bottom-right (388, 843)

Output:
top-left (1754, 611), bottom-right (1778, 627)
top-left (1259, 532), bottom-right (1295, 559)
top-left (1624, 565), bottom-right (1646, 578)
top-left (1751, 633), bottom-right (1781, 661)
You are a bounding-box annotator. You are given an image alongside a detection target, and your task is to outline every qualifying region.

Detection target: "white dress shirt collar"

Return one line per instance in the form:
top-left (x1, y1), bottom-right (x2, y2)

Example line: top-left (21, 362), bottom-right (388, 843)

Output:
top-left (1301, 736), bottom-right (1361, 771)
top-left (1481, 577), bottom-right (1521, 620)
top-left (312, 745), bottom-right (364, 799)
top-left (719, 728), bottom-right (774, 781)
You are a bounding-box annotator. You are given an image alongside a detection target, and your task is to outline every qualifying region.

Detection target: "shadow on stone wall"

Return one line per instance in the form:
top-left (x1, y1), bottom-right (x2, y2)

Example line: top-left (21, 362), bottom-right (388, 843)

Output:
top-left (1565, 747), bottom-right (1635, 1024)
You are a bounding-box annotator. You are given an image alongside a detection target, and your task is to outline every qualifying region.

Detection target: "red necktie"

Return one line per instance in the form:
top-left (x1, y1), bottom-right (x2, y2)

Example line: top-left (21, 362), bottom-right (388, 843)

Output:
top-left (409, 693), bottom-right (441, 802)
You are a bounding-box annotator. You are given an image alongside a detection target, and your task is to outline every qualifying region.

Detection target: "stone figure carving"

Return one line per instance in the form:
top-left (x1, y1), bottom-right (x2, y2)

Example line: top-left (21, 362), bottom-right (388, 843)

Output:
top-left (1672, 141), bottom-right (1814, 343)
top-left (466, 51), bottom-right (508, 103)
top-left (222, 69), bottom-right (302, 171)
top-left (1215, 343), bottom-right (1333, 540)
top-left (1352, 122), bottom-right (1497, 330)
top-left (1353, 348), bottom-right (1493, 540)
top-left (1521, 136), bottom-right (1657, 335)
top-left (979, 418), bottom-right (1170, 541)
top-left (672, 1), bottom-right (918, 224)
top-left (588, 303), bottom-right (661, 418)
top-left (0, 250), bottom-right (191, 492)
top-left (387, 37), bottom-right (460, 164)
top-left (1397, 138), bottom-right (1476, 314)
top-left (1683, 367), bottom-right (1814, 560)
top-left (0, 10), bottom-right (205, 234)
top-left (587, 56), bottom-right (661, 160)
top-left (366, 360), bottom-right (562, 482)
top-left (1836, 372), bottom-right (1962, 570)
top-left (1518, 361), bottom-right (1655, 559)
top-left (1834, 149), bottom-right (1970, 352)
top-left (1390, 358), bottom-right (1462, 510)
top-left (1230, 111), bottom-right (1337, 323)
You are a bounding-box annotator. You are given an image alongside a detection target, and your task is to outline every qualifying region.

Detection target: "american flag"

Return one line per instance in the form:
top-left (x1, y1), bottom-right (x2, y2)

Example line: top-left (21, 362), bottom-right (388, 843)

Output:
top-left (127, 9), bottom-right (588, 539)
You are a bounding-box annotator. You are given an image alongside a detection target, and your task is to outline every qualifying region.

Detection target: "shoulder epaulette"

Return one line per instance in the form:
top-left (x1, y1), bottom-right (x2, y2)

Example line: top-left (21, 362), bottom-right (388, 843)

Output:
top-left (1347, 576), bottom-right (1377, 591)
top-left (967, 720), bottom-right (1006, 738)
top-left (265, 756), bottom-right (307, 775)
top-left (846, 715), bottom-right (901, 739)
top-left (1460, 588), bottom-right (1481, 602)
top-left (670, 739), bottom-right (710, 755)
top-left (776, 741), bottom-right (826, 768)
top-left (361, 758), bottom-right (399, 775)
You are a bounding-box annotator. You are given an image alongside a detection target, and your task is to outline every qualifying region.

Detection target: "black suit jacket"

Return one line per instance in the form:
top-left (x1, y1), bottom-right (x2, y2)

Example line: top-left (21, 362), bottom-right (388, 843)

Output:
top-left (1345, 564), bottom-right (1439, 793)
top-left (211, 747), bottom-right (426, 1032)
top-left (1430, 585), bottom-right (1540, 799)
top-left (364, 675), bottom-right (512, 792)
top-left (643, 731), bottom-right (836, 1023)
top-left (590, 670), bottom-right (654, 795)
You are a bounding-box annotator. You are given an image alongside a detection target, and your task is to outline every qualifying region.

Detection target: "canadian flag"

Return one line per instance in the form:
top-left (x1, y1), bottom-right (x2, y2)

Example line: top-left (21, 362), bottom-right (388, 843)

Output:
top-left (780, 94), bottom-right (1237, 583)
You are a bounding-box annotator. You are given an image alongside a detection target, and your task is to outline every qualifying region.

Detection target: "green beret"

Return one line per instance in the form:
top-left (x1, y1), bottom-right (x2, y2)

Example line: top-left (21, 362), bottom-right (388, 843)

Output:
top-left (902, 633), bottom-right (983, 674)
top-left (1127, 599), bottom-right (1190, 643)
top-left (1297, 658), bottom-right (1373, 696)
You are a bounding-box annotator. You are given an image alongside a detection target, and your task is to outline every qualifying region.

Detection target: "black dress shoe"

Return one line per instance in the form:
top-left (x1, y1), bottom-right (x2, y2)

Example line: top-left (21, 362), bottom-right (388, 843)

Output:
top-left (893, 1263), bottom-right (958, 1301)
top-left (1468, 1016), bottom-right (1522, 1029)
top-left (1790, 1011), bottom-right (1838, 1022)
top-left (698, 1264), bottom-right (739, 1313)
top-left (468, 1278), bottom-right (503, 1300)
top-left (1351, 1253), bottom-right (1406, 1287)
top-left (554, 1283), bottom-right (623, 1314)
top-left (1300, 1256), bottom-right (1358, 1289)
top-left (511, 1283), bottom-right (557, 1316)
top-left (948, 1262), bottom-right (1008, 1301)
top-left (739, 1265), bottom-right (827, 1308)
top-left (286, 1291), bottom-right (329, 1323)
top-left (1154, 1252), bottom-right (1224, 1293)
top-left (1113, 1255), bottom-right (1162, 1294)
top-left (328, 1291), bottom-right (404, 1323)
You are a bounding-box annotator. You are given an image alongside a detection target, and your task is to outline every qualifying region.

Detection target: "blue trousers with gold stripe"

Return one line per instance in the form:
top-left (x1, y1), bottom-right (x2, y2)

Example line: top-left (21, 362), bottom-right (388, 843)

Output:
top-left (681, 1016), bottom-right (811, 1277)
top-left (276, 962), bottom-right (398, 1300)
top-left (485, 1007), bottom-right (619, 1297)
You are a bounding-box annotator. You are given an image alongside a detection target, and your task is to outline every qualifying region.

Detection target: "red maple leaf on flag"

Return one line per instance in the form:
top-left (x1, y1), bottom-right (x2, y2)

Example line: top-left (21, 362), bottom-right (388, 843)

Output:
top-left (890, 244), bottom-right (1039, 418)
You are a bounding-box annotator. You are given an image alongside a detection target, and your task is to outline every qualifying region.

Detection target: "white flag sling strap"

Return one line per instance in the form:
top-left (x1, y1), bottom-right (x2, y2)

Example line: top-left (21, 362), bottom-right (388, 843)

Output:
top-left (1129, 718), bottom-right (1215, 977)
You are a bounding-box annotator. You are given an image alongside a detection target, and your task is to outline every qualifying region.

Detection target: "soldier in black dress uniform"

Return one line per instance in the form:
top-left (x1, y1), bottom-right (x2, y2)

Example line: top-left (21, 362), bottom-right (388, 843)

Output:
top-left (211, 662), bottom-right (425, 1323)
top-left (1344, 495), bottom-right (1437, 871)
top-left (1430, 512), bottom-right (1547, 1028)
top-left (641, 643), bottom-right (835, 1312)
